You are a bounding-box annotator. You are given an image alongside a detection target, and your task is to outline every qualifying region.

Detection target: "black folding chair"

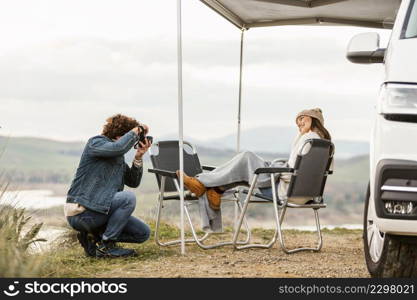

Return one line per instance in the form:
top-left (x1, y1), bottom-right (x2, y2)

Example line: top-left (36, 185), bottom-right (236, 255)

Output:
top-left (148, 140), bottom-right (250, 250)
top-left (232, 139), bottom-right (334, 253)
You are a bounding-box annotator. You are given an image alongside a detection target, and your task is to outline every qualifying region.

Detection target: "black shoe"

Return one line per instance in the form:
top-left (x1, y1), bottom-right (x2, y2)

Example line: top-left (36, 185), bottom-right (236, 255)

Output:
top-left (95, 240), bottom-right (136, 258)
top-left (77, 231), bottom-right (97, 257)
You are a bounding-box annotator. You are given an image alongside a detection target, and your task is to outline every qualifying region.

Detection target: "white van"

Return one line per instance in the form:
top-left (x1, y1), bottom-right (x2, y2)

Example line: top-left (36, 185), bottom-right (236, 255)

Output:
top-left (347, 0), bottom-right (417, 277)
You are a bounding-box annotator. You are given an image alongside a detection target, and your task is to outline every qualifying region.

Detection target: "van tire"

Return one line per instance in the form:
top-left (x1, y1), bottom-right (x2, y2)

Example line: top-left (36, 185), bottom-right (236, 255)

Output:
top-left (381, 237), bottom-right (417, 277)
top-left (364, 184), bottom-right (417, 277)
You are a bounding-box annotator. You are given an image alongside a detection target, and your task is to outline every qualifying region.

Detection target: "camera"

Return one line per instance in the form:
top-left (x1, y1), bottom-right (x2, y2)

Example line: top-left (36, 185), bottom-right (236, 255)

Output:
top-left (134, 125), bottom-right (153, 149)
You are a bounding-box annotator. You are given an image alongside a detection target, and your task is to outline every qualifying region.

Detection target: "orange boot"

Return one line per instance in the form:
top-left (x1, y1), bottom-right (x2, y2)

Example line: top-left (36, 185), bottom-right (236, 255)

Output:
top-left (206, 188), bottom-right (222, 211)
top-left (176, 170), bottom-right (206, 197)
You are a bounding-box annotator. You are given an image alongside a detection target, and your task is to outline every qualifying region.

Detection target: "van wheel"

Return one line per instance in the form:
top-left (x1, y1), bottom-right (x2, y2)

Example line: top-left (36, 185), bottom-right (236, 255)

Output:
top-left (363, 183), bottom-right (417, 277)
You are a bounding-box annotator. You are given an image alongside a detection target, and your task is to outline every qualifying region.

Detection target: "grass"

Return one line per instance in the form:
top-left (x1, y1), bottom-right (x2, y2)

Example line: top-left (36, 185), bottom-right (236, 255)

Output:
top-left (0, 183), bottom-right (364, 278)
top-left (252, 226), bottom-right (362, 236)
top-left (0, 181), bottom-right (47, 277)
top-left (40, 221), bottom-right (248, 277)
top-left (38, 220), bottom-right (362, 278)
top-left (321, 227), bottom-right (362, 235)
top-left (39, 221), bottom-right (179, 277)
top-left (0, 182), bottom-right (364, 277)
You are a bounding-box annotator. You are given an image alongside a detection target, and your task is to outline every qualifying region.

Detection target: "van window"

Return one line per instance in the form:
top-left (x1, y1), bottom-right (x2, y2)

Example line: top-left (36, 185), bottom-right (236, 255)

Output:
top-left (403, 0), bottom-right (417, 38)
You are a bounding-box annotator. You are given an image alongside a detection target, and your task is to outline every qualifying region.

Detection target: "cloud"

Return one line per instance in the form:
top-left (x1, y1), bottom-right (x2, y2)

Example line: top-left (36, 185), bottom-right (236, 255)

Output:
top-left (0, 1), bottom-right (390, 142)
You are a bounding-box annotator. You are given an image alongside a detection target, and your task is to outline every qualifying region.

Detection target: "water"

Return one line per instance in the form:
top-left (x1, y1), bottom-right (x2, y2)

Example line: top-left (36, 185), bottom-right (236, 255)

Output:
top-left (1, 190), bottom-right (363, 231)
top-left (1, 190), bottom-right (65, 209)
top-left (284, 224), bottom-right (362, 231)
top-left (248, 219), bottom-right (362, 231)
top-left (1, 190), bottom-right (68, 253)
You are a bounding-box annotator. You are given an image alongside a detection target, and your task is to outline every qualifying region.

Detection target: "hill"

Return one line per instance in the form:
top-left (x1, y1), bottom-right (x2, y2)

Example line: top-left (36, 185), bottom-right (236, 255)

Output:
top-left (160, 126), bottom-right (369, 158)
top-left (0, 134), bottom-right (370, 224)
top-left (0, 134), bottom-right (368, 185)
top-left (0, 135), bottom-right (84, 183)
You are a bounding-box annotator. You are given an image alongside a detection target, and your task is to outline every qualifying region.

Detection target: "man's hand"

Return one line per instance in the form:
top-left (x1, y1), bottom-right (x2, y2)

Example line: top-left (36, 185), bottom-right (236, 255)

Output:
top-left (130, 123), bottom-right (149, 136)
top-left (131, 127), bottom-right (139, 135)
top-left (134, 123), bottom-right (151, 159)
top-left (141, 124), bottom-right (149, 135)
top-left (135, 137), bottom-right (152, 159)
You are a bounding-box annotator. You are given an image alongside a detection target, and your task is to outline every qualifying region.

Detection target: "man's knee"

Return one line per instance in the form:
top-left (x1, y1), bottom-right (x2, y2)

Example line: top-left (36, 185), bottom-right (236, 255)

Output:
top-left (142, 224), bottom-right (151, 242)
top-left (133, 223), bottom-right (151, 243)
top-left (120, 191), bottom-right (136, 211)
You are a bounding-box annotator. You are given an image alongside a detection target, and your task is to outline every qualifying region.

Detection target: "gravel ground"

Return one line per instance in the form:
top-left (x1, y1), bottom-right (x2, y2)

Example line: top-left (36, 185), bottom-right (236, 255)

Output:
top-left (98, 231), bottom-right (369, 278)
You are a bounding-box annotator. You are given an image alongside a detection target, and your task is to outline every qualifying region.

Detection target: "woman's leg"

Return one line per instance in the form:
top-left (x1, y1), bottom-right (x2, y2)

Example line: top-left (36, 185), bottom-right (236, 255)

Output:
top-left (258, 187), bottom-right (274, 199)
top-left (219, 181), bottom-right (249, 192)
top-left (258, 182), bottom-right (280, 201)
top-left (181, 151), bottom-right (268, 211)
top-left (196, 151), bottom-right (268, 188)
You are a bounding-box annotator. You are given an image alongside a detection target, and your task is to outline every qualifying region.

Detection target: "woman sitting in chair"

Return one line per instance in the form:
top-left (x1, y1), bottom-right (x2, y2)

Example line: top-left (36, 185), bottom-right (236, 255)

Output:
top-left (177, 108), bottom-right (332, 210)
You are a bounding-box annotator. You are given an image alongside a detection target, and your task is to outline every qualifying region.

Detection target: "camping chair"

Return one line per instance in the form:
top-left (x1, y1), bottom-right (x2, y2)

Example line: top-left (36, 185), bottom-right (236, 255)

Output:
top-left (232, 139), bottom-right (334, 253)
top-left (148, 140), bottom-right (251, 249)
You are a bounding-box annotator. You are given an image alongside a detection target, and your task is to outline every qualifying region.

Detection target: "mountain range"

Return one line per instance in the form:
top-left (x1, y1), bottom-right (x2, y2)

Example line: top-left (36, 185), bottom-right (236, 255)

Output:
top-left (159, 126), bottom-right (369, 158)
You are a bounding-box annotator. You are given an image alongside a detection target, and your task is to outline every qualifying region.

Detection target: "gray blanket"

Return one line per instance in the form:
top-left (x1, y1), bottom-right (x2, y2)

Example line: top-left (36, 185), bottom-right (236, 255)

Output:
top-left (196, 151), bottom-right (285, 232)
top-left (198, 193), bottom-right (223, 233)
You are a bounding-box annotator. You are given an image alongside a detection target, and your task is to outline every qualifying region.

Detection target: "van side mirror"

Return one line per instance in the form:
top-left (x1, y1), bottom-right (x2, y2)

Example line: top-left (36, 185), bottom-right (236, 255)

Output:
top-left (346, 32), bottom-right (385, 64)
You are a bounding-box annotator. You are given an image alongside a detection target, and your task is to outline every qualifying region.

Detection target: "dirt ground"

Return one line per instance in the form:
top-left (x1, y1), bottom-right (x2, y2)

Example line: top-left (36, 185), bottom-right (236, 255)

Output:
top-left (97, 230), bottom-right (369, 278)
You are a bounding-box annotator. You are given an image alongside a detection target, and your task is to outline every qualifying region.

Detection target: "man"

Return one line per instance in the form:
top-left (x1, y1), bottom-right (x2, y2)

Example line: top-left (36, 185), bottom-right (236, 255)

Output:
top-left (65, 114), bottom-right (151, 258)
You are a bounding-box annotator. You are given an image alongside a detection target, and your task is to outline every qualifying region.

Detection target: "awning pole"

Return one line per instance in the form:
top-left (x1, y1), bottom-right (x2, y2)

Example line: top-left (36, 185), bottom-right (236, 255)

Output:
top-left (235, 27), bottom-right (246, 230)
top-left (237, 28), bottom-right (245, 153)
top-left (177, 0), bottom-right (185, 255)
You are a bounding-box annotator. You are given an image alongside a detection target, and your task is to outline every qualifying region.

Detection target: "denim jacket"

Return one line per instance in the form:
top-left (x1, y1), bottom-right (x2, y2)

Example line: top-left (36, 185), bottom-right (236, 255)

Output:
top-left (66, 131), bottom-right (142, 214)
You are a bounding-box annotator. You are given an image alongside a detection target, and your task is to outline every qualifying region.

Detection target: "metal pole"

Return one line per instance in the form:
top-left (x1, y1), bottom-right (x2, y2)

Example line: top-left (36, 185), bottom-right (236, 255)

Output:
top-left (236, 28), bottom-right (245, 153)
top-left (177, 0), bottom-right (185, 255)
top-left (235, 28), bottom-right (246, 230)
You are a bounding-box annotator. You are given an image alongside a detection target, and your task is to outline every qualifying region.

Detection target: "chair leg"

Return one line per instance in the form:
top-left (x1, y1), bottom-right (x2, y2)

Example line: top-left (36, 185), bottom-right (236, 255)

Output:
top-left (154, 197), bottom-right (211, 247)
top-left (154, 176), bottom-right (209, 247)
top-left (182, 195), bottom-right (251, 250)
top-left (235, 198), bottom-right (251, 245)
top-left (156, 178), bottom-right (251, 250)
top-left (234, 174), bottom-right (283, 250)
top-left (277, 208), bottom-right (324, 254)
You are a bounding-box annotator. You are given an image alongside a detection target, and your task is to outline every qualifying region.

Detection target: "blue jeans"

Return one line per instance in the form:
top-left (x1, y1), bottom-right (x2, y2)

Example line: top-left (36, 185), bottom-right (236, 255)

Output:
top-left (258, 182), bottom-right (280, 200)
top-left (67, 191), bottom-right (150, 243)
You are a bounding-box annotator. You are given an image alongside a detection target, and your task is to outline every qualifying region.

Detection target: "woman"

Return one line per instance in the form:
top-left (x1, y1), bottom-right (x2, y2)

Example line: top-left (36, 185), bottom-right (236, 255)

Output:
top-left (178, 108), bottom-right (332, 210)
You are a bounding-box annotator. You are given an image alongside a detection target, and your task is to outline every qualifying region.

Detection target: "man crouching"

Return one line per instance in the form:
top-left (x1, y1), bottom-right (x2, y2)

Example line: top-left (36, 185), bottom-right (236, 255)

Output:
top-left (65, 114), bottom-right (151, 258)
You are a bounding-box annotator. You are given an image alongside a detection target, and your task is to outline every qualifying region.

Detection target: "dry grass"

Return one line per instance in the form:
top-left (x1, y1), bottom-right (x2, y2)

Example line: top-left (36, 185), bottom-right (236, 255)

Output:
top-left (0, 181), bottom-right (47, 277)
top-left (40, 222), bottom-right (368, 278)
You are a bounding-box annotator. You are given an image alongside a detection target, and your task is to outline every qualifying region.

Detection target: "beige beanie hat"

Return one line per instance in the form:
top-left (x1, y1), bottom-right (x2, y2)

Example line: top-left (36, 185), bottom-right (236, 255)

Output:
top-left (296, 108), bottom-right (324, 126)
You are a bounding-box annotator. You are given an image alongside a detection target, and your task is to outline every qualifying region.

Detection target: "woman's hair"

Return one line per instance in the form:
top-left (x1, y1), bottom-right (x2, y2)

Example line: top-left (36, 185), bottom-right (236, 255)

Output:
top-left (102, 114), bottom-right (139, 139)
top-left (311, 118), bottom-right (332, 140)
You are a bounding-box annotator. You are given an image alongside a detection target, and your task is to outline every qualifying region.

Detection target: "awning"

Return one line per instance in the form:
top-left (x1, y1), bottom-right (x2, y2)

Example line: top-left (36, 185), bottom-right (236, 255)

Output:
top-left (200, 0), bottom-right (402, 29)
top-left (174, 0), bottom-right (402, 255)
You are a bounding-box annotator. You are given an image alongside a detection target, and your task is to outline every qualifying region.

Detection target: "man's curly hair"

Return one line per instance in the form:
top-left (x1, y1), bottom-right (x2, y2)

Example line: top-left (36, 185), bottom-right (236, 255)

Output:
top-left (102, 114), bottom-right (139, 140)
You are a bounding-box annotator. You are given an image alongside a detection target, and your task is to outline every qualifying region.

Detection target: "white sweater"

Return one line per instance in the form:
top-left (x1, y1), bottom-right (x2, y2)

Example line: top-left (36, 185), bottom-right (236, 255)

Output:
top-left (277, 131), bottom-right (321, 204)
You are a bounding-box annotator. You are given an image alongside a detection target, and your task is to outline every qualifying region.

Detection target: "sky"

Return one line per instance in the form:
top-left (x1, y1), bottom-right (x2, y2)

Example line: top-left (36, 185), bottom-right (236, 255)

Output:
top-left (0, 0), bottom-right (392, 143)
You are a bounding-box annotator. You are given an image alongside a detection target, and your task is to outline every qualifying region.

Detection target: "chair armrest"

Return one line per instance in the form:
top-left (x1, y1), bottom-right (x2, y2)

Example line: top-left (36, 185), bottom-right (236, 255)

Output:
top-left (148, 168), bottom-right (178, 178)
top-left (254, 167), bottom-right (294, 175)
top-left (271, 158), bottom-right (288, 164)
top-left (202, 165), bottom-right (216, 171)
